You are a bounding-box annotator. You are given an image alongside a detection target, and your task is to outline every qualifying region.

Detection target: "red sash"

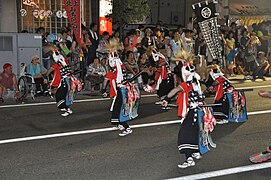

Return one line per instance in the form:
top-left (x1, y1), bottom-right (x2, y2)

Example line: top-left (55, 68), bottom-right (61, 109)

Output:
top-left (176, 82), bottom-right (192, 118)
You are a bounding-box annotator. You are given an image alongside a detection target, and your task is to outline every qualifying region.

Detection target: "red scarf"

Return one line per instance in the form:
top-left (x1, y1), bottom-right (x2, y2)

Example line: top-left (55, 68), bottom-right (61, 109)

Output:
top-left (176, 82), bottom-right (192, 118)
top-left (105, 71), bottom-right (117, 98)
top-left (154, 58), bottom-right (168, 81)
top-left (214, 77), bottom-right (226, 101)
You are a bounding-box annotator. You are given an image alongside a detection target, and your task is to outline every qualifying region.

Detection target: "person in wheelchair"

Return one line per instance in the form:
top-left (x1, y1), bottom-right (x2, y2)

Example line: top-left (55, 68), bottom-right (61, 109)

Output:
top-left (85, 57), bottom-right (106, 94)
top-left (26, 54), bottom-right (49, 95)
top-left (0, 63), bottom-right (21, 103)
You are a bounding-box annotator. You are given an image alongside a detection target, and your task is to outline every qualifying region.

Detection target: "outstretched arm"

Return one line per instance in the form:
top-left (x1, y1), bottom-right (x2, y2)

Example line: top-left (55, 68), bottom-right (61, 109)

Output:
top-left (162, 85), bottom-right (183, 107)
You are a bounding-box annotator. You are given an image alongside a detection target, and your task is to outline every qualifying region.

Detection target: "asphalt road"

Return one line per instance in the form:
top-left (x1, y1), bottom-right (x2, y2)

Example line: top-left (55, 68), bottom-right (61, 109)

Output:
top-left (0, 78), bottom-right (271, 180)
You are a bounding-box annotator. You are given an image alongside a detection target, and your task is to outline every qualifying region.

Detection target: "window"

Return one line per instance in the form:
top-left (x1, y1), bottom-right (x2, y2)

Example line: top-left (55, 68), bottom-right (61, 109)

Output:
top-left (19, 0), bottom-right (92, 34)
top-left (0, 36), bottom-right (13, 51)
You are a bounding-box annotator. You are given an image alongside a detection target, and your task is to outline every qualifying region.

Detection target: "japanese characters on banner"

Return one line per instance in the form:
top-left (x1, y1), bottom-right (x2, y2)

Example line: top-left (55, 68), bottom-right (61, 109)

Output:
top-left (192, 0), bottom-right (223, 64)
top-left (64, 0), bottom-right (81, 47)
top-left (99, 0), bottom-right (113, 35)
top-left (99, 17), bottom-right (113, 36)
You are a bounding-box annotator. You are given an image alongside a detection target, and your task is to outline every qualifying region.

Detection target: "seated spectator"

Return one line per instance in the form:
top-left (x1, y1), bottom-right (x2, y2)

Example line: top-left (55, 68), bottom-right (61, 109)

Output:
top-left (234, 46), bottom-right (249, 77)
top-left (86, 57), bottom-right (106, 93)
top-left (0, 63), bottom-right (21, 102)
top-left (252, 51), bottom-right (270, 80)
top-left (100, 58), bottom-right (108, 74)
top-left (26, 54), bottom-right (48, 94)
top-left (138, 52), bottom-right (154, 85)
top-left (124, 51), bottom-right (139, 79)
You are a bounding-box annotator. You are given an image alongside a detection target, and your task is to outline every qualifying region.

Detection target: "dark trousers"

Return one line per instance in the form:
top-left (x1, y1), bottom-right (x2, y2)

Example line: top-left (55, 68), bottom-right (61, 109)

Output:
top-left (34, 78), bottom-right (47, 92)
top-left (178, 109), bottom-right (199, 159)
top-left (252, 65), bottom-right (268, 78)
top-left (55, 80), bottom-right (68, 109)
top-left (87, 48), bottom-right (97, 66)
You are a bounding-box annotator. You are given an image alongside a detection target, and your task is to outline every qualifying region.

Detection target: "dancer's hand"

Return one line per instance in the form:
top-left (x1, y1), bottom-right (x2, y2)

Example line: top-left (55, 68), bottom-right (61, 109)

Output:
top-left (162, 100), bottom-right (168, 107)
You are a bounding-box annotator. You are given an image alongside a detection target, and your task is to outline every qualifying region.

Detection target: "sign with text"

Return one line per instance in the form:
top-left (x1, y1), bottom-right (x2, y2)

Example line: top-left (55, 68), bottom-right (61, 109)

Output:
top-left (64, 0), bottom-right (81, 47)
top-left (99, 17), bottom-right (112, 35)
top-left (22, 0), bottom-right (39, 8)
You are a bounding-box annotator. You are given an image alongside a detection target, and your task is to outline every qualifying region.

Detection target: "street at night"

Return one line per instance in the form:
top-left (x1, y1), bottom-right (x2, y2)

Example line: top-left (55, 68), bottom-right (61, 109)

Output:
top-left (0, 79), bottom-right (271, 179)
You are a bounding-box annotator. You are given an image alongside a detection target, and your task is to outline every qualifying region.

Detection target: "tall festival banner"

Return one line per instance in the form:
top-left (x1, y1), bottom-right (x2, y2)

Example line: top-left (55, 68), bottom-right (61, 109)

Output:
top-left (64, 0), bottom-right (81, 47)
top-left (100, 0), bottom-right (113, 35)
top-left (192, 0), bottom-right (223, 64)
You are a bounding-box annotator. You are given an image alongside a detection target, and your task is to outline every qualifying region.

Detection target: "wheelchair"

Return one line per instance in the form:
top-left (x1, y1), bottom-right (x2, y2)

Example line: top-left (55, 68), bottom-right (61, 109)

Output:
top-left (18, 63), bottom-right (52, 102)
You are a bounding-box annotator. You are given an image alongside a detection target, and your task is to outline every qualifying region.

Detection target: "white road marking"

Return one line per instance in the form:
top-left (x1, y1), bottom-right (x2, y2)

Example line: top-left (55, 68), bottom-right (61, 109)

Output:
top-left (236, 84), bottom-right (271, 90)
top-left (0, 119), bottom-right (181, 145)
top-left (0, 94), bottom-right (157, 109)
top-left (0, 84), bottom-right (270, 109)
top-left (167, 162), bottom-right (271, 180)
top-left (0, 109), bottom-right (270, 145)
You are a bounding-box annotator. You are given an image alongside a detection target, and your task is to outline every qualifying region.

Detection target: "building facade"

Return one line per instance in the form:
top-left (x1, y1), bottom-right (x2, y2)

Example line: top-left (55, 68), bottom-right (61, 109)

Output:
top-left (0, 0), bottom-right (99, 33)
top-left (147, 0), bottom-right (229, 27)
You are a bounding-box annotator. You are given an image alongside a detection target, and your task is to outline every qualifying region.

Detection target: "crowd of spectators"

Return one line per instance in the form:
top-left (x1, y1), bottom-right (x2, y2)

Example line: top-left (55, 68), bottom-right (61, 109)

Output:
top-left (1, 18), bottom-right (271, 103)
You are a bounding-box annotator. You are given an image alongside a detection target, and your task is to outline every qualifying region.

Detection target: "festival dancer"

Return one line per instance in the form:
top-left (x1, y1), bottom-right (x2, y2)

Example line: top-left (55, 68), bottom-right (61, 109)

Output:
top-left (207, 65), bottom-right (234, 124)
top-left (46, 50), bottom-right (82, 116)
top-left (105, 52), bottom-right (140, 136)
top-left (143, 48), bottom-right (174, 108)
top-left (162, 62), bottom-right (216, 168)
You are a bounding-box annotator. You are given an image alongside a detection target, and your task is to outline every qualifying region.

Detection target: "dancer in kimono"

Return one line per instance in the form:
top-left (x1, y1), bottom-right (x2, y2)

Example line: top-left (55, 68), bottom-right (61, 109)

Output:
top-left (207, 66), bottom-right (233, 123)
top-left (47, 50), bottom-right (82, 116)
top-left (105, 52), bottom-right (140, 136)
top-left (143, 48), bottom-right (174, 107)
top-left (162, 62), bottom-right (216, 168)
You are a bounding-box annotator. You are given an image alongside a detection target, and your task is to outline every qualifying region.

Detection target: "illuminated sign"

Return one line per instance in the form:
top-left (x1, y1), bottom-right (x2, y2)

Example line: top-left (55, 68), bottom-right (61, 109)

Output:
top-left (22, 0), bottom-right (39, 9)
top-left (99, 0), bottom-right (113, 35)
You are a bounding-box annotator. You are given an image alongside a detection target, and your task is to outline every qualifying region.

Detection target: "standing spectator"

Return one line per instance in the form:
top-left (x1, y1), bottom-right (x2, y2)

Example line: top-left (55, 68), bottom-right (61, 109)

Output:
top-left (86, 57), bottom-right (106, 94)
top-left (177, 24), bottom-right (184, 36)
top-left (244, 32), bottom-right (261, 74)
top-left (138, 25), bottom-right (145, 40)
top-left (88, 23), bottom-right (99, 65)
top-left (70, 33), bottom-right (81, 75)
top-left (257, 22), bottom-right (270, 56)
top-left (229, 22), bottom-right (239, 46)
top-left (226, 47), bottom-right (238, 76)
top-left (135, 29), bottom-right (143, 57)
top-left (59, 27), bottom-right (72, 50)
top-left (181, 29), bottom-right (194, 54)
top-left (111, 30), bottom-right (124, 53)
top-left (156, 29), bottom-right (168, 57)
top-left (240, 29), bottom-right (250, 48)
top-left (170, 30), bottom-right (183, 63)
top-left (81, 25), bottom-right (91, 61)
top-left (0, 63), bottom-right (21, 102)
top-left (124, 30), bottom-right (138, 54)
top-left (226, 30), bottom-right (236, 57)
top-left (97, 31), bottom-right (110, 61)
top-left (141, 28), bottom-right (156, 51)
top-left (37, 27), bottom-right (50, 70)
